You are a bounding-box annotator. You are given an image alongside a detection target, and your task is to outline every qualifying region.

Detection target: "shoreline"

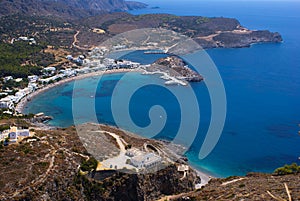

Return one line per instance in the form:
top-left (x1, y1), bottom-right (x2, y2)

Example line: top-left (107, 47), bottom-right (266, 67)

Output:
top-left (16, 65), bottom-right (190, 114)
top-left (192, 166), bottom-right (215, 188)
top-left (93, 123), bottom-right (214, 187)
top-left (15, 68), bottom-right (141, 114)
top-left (16, 68), bottom-right (214, 186)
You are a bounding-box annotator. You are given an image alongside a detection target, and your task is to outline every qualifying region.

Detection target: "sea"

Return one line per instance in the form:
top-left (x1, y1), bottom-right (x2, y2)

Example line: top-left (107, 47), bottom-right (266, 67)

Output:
top-left (24, 0), bottom-right (300, 177)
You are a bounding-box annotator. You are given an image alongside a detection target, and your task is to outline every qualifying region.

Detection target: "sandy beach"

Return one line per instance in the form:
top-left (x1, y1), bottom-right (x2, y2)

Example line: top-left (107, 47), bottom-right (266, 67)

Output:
top-left (15, 68), bottom-right (141, 114)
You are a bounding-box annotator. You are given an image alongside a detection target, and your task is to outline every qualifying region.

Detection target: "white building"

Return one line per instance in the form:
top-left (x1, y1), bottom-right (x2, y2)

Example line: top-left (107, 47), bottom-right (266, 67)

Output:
top-left (15, 78), bottom-right (23, 83)
top-left (40, 74), bottom-right (64, 83)
top-left (8, 126), bottom-right (30, 143)
top-left (131, 153), bottom-right (162, 169)
top-left (28, 75), bottom-right (39, 83)
top-left (75, 67), bottom-right (92, 74)
top-left (60, 69), bottom-right (77, 77)
top-left (43, 67), bottom-right (56, 76)
top-left (125, 148), bottom-right (142, 157)
top-left (18, 36), bottom-right (29, 41)
top-left (28, 83), bottom-right (38, 91)
top-left (66, 55), bottom-right (73, 60)
top-left (4, 76), bottom-right (13, 82)
top-left (103, 58), bottom-right (115, 66)
top-left (126, 148), bottom-right (162, 169)
top-left (113, 45), bottom-right (126, 50)
top-left (18, 37), bottom-right (36, 45)
top-left (14, 87), bottom-right (33, 103)
top-left (0, 97), bottom-right (14, 109)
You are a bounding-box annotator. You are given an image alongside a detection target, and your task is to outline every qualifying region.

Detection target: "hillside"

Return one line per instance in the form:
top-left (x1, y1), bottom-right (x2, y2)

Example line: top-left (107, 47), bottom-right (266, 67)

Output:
top-left (0, 12), bottom-right (283, 83)
top-left (78, 13), bottom-right (282, 49)
top-left (0, 123), bottom-right (200, 200)
top-left (0, 0), bottom-right (147, 19)
top-left (168, 172), bottom-right (300, 200)
top-left (54, 0), bottom-right (147, 11)
top-left (0, 120), bottom-right (299, 200)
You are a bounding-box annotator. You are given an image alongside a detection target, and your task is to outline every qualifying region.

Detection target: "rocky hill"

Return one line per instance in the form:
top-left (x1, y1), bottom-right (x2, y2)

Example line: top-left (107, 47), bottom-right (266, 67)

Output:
top-left (76, 13), bottom-right (282, 49)
top-left (0, 118), bottom-right (299, 201)
top-left (80, 164), bottom-right (199, 201)
top-left (0, 0), bottom-right (147, 19)
top-left (168, 172), bottom-right (300, 200)
top-left (49, 0), bottom-right (147, 12)
top-left (0, 123), bottom-right (200, 200)
top-left (154, 56), bottom-right (204, 82)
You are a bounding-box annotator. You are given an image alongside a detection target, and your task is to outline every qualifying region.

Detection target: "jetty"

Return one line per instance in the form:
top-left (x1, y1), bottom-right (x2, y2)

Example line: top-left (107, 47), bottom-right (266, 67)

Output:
top-left (144, 50), bottom-right (167, 54)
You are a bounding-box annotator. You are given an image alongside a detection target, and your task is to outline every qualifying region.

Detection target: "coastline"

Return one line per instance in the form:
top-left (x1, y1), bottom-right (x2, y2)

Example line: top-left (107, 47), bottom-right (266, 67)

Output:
top-left (15, 68), bottom-right (141, 114)
top-left (95, 123), bottom-right (214, 187)
top-left (16, 67), bottom-right (214, 186)
top-left (193, 166), bottom-right (214, 188)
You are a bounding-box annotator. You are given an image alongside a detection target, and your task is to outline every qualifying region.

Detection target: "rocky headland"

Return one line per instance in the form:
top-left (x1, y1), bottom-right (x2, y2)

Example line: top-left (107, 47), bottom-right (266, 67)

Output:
top-left (153, 56), bottom-right (203, 82)
top-left (78, 13), bottom-right (283, 49)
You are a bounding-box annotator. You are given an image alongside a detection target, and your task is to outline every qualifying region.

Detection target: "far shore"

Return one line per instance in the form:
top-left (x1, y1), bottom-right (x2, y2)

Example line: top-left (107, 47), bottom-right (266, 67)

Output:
top-left (15, 68), bottom-right (141, 114)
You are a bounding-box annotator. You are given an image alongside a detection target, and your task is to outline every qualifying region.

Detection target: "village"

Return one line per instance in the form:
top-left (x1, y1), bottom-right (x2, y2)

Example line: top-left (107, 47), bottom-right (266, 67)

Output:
top-left (0, 42), bottom-right (143, 116)
top-left (0, 34), bottom-right (197, 117)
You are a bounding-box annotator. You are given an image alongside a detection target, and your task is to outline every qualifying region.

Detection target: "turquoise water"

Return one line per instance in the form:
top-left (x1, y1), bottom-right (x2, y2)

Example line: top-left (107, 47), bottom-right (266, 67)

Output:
top-left (24, 1), bottom-right (300, 177)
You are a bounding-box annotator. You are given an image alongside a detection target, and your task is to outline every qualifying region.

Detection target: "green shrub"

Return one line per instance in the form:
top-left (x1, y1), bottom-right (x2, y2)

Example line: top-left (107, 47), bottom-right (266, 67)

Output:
top-left (0, 125), bottom-right (10, 132)
top-left (80, 157), bottom-right (98, 172)
top-left (274, 163), bottom-right (300, 175)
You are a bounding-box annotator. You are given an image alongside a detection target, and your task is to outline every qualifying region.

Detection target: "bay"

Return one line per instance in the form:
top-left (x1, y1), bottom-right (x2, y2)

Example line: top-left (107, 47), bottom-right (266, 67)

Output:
top-left (25, 1), bottom-right (300, 177)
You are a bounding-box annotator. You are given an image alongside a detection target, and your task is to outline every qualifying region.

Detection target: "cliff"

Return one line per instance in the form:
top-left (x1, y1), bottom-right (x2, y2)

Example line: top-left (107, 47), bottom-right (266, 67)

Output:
top-left (79, 164), bottom-right (199, 201)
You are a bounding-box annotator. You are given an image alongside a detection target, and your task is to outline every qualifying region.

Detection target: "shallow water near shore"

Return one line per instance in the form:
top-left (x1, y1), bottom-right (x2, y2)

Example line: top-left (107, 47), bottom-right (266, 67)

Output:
top-left (25, 1), bottom-right (300, 177)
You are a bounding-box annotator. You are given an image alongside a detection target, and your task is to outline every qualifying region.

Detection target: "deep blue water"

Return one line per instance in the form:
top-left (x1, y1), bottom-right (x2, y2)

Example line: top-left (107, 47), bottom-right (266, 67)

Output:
top-left (24, 1), bottom-right (300, 177)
